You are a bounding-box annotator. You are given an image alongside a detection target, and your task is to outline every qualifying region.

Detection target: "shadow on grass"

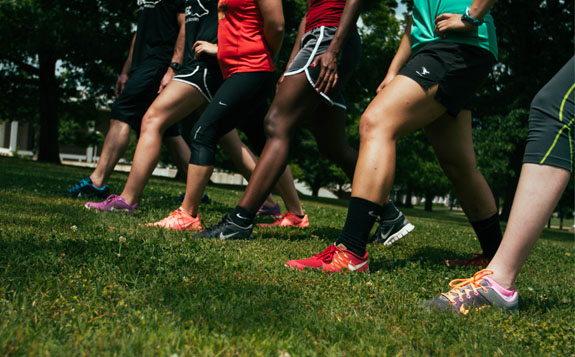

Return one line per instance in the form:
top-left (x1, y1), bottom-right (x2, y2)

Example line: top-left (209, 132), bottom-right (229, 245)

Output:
top-left (369, 246), bottom-right (460, 272)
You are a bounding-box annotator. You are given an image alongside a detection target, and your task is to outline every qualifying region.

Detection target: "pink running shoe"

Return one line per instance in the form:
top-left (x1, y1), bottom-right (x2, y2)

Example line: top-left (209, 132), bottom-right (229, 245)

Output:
top-left (257, 202), bottom-right (282, 217)
top-left (85, 194), bottom-right (138, 215)
top-left (145, 207), bottom-right (202, 231)
top-left (285, 244), bottom-right (337, 270)
top-left (258, 212), bottom-right (309, 228)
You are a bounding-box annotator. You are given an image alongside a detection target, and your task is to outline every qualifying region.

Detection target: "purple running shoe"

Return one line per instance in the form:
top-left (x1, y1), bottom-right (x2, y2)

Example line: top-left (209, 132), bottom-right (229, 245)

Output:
top-left (257, 202), bottom-right (281, 217)
top-left (85, 194), bottom-right (139, 215)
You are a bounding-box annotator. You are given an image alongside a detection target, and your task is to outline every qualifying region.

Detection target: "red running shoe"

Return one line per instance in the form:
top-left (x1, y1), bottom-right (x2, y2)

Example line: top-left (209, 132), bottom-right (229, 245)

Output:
top-left (443, 253), bottom-right (490, 268)
top-left (285, 244), bottom-right (337, 270)
top-left (286, 244), bottom-right (369, 273)
top-left (321, 244), bottom-right (369, 273)
top-left (259, 212), bottom-right (309, 228)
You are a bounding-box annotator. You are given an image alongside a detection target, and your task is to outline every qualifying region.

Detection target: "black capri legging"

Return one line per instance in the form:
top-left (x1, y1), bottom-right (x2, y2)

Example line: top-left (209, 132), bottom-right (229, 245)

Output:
top-left (523, 57), bottom-right (574, 172)
top-left (189, 71), bottom-right (274, 165)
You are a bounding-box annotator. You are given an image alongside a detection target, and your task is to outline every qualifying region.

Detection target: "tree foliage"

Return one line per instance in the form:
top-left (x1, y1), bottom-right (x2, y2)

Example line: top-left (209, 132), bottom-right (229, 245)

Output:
top-left (0, 0), bottom-right (134, 162)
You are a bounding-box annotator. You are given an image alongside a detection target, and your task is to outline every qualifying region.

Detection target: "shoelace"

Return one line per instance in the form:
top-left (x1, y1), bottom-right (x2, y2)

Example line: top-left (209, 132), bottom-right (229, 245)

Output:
top-left (104, 194), bottom-right (119, 203)
top-left (442, 269), bottom-right (493, 304)
top-left (68, 178), bottom-right (91, 192)
top-left (314, 244), bottom-right (337, 262)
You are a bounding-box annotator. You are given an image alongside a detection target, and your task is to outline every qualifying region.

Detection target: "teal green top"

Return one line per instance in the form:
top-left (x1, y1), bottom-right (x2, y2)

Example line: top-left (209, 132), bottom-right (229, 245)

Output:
top-left (411, 0), bottom-right (498, 59)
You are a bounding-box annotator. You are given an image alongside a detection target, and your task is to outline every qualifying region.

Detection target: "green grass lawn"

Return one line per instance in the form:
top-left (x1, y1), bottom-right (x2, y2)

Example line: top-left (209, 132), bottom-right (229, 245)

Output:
top-left (1, 157), bottom-right (574, 355)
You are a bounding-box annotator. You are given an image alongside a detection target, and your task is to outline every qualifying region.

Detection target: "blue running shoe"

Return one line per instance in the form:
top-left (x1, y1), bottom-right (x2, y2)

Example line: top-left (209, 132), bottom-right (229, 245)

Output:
top-left (67, 176), bottom-right (110, 199)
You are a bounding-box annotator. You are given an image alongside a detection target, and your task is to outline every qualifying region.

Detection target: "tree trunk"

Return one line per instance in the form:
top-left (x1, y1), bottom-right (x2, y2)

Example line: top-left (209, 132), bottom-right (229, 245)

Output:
top-left (311, 184), bottom-right (320, 197)
top-left (424, 192), bottom-right (433, 211)
top-left (404, 188), bottom-right (413, 208)
top-left (37, 53), bottom-right (60, 163)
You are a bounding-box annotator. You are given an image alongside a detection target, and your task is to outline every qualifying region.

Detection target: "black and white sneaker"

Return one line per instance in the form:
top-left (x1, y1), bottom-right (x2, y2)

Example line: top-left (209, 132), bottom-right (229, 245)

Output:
top-left (195, 215), bottom-right (254, 240)
top-left (370, 211), bottom-right (414, 246)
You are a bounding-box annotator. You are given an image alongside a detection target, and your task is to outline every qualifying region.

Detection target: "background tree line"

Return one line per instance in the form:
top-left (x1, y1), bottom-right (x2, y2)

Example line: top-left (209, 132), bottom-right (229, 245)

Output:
top-left (0, 0), bottom-right (572, 219)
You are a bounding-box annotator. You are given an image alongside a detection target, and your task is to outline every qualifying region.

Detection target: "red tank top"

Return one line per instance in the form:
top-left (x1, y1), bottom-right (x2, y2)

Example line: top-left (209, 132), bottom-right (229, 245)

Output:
top-left (217, 0), bottom-right (274, 79)
top-left (305, 0), bottom-right (346, 33)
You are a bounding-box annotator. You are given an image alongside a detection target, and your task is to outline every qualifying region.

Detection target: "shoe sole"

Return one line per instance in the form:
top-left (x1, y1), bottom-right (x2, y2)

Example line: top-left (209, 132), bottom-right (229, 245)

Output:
top-left (381, 223), bottom-right (415, 246)
top-left (84, 204), bottom-right (133, 215)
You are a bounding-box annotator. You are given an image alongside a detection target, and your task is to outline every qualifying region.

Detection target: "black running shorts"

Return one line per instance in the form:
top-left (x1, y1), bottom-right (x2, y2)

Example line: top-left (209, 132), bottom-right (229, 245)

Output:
top-left (173, 62), bottom-right (223, 103)
top-left (111, 64), bottom-right (180, 137)
top-left (398, 41), bottom-right (495, 117)
top-left (284, 26), bottom-right (361, 110)
top-left (189, 71), bottom-right (274, 166)
top-left (523, 57), bottom-right (574, 172)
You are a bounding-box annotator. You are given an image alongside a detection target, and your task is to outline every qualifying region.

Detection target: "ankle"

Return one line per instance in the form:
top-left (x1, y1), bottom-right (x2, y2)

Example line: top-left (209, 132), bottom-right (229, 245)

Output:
top-left (89, 174), bottom-right (105, 188)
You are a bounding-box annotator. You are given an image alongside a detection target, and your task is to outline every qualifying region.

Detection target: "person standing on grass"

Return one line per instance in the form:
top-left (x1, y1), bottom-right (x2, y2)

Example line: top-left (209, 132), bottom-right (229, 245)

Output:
top-left (67, 0), bottom-right (188, 199)
top-left (285, 0), bottom-right (501, 272)
top-left (84, 0), bottom-right (304, 227)
top-left (423, 57), bottom-right (574, 314)
top-left (139, 0), bottom-right (293, 233)
top-left (196, 0), bottom-right (414, 241)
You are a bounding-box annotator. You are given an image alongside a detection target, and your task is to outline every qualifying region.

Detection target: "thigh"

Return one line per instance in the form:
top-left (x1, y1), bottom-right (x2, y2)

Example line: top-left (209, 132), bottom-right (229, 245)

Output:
top-left (424, 110), bottom-right (477, 169)
top-left (144, 80), bottom-right (208, 132)
top-left (265, 72), bottom-right (323, 137)
top-left (364, 74), bottom-right (447, 139)
top-left (310, 103), bottom-right (348, 147)
top-left (192, 72), bottom-right (273, 144)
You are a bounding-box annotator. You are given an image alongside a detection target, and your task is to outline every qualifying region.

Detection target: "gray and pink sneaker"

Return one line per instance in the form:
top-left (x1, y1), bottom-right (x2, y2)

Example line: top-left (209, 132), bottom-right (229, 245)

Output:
top-left (85, 194), bottom-right (139, 215)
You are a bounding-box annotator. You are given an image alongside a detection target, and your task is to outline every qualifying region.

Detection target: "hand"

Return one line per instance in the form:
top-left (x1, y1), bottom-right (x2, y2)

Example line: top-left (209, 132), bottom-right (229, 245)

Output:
top-left (312, 51), bottom-right (338, 94)
top-left (193, 41), bottom-right (217, 59)
top-left (115, 73), bottom-right (129, 97)
top-left (276, 74), bottom-right (285, 94)
top-left (157, 68), bottom-right (176, 94)
top-left (434, 13), bottom-right (476, 38)
top-left (376, 73), bottom-right (396, 94)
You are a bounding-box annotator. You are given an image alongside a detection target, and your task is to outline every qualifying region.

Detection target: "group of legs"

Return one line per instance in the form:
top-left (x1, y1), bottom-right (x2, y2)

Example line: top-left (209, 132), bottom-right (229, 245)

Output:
top-left (68, 1), bottom-right (573, 314)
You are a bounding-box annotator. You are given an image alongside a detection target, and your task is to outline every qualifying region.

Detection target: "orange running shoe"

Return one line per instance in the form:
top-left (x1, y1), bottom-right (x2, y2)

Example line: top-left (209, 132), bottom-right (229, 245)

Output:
top-left (258, 212), bottom-right (309, 228)
top-left (443, 253), bottom-right (490, 268)
top-left (321, 244), bottom-right (369, 273)
top-left (146, 207), bottom-right (202, 231)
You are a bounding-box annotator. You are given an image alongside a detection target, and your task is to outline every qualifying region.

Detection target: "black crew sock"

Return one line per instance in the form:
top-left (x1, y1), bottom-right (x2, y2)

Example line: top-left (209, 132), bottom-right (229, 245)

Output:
top-left (470, 213), bottom-right (503, 259)
top-left (230, 205), bottom-right (255, 227)
top-left (296, 214), bottom-right (305, 219)
top-left (336, 197), bottom-right (383, 257)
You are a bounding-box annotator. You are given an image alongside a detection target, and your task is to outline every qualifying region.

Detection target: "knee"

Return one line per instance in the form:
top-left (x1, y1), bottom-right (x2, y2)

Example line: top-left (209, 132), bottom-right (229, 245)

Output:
top-left (263, 111), bottom-right (291, 141)
top-left (359, 110), bottom-right (391, 142)
top-left (140, 109), bottom-right (163, 136)
top-left (439, 159), bottom-right (478, 183)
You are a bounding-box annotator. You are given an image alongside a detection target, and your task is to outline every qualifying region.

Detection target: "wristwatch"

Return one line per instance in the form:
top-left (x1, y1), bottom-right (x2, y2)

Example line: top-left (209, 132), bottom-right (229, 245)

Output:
top-left (169, 62), bottom-right (182, 72)
top-left (461, 7), bottom-right (484, 26)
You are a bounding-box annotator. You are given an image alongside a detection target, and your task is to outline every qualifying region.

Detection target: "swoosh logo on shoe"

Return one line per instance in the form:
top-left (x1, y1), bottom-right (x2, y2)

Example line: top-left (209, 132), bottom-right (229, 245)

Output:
top-left (236, 213), bottom-right (249, 220)
top-left (368, 211), bottom-right (379, 218)
top-left (348, 260), bottom-right (368, 271)
top-left (459, 304), bottom-right (470, 315)
top-left (220, 231), bottom-right (239, 239)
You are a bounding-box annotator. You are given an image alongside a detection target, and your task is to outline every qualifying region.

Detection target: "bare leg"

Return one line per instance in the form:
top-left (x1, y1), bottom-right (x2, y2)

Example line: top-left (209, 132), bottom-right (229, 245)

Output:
top-left (181, 164), bottom-right (214, 216)
top-left (486, 163), bottom-right (570, 289)
top-left (351, 76), bottom-right (446, 204)
top-left (310, 103), bottom-right (358, 179)
top-left (273, 166), bottom-right (304, 215)
top-left (218, 128), bottom-right (304, 214)
top-left (121, 81), bottom-right (207, 205)
top-left (218, 130), bottom-right (277, 207)
top-left (164, 135), bottom-right (192, 178)
top-left (90, 119), bottom-right (132, 187)
top-left (238, 73), bottom-right (321, 212)
top-left (425, 110), bottom-right (497, 220)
